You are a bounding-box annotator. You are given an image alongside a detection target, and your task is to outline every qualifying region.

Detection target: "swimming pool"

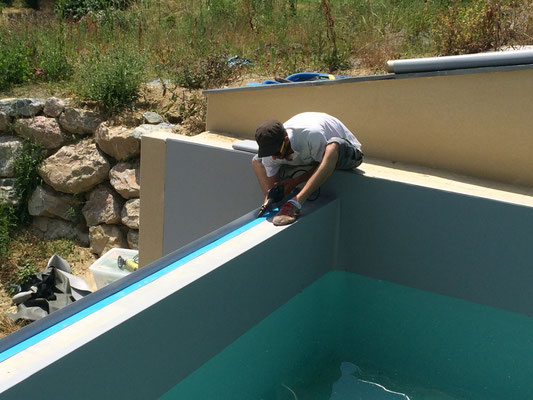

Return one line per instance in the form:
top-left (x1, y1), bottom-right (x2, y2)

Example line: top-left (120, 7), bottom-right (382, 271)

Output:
top-left (1, 137), bottom-right (532, 399)
top-left (163, 270), bottom-right (533, 399)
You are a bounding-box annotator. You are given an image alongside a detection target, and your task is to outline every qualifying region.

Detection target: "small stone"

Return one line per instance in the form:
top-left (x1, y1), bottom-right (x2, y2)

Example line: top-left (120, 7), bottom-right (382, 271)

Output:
top-left (82, 185), bottom-right (124, 226)
top-left (59, 107), bottom-right (102, 135)
top-left (121, 198), bottom-right (139, 229)
top-left (142, 111), bottom-right (164, 124)
top-left (14, 116), bottom-right (66, 149)
top-left (95, 122), bottom-right (140, 161)
top-left (43, 97), bottom-right (66, 118)
top-left (130, 123), bottom-right (176, 140)
top-left (89, 225), bottom-right (128, 256)
top-left (0, 111), bottom-right (10, 133)
top-left (0, 178), bottom-right (18, 205)
top-left (0, 136), bottom-right (23, 178)
top-left (0, 98), bottom-right (44, 118)
top-left (109, 163), bottom-right (140, 199)
top-left (127, 229), bottom-right (139, 250)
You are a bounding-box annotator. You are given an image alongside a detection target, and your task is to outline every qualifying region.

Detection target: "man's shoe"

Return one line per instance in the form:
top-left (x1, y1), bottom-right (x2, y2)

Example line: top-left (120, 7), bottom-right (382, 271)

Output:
top-left (273, 201), bottom-right (300, 226)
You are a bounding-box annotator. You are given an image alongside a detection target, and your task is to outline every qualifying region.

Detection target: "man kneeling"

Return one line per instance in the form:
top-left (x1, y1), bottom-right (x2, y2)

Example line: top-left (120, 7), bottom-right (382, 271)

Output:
top-left (253, 112), bottom-right (363, 226)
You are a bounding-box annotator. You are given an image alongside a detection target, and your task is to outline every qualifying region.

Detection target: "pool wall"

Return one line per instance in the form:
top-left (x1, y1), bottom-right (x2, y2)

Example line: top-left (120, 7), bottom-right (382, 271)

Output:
top-left (140, 136), bottom-right (533, 317)
top-left (0, 197), bottom-right (339, 399)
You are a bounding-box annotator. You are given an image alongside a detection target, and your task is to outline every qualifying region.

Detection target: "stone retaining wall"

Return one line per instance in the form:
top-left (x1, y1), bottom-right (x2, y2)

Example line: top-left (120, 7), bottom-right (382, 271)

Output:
top-left (0, 97), bottom-right (171, 256)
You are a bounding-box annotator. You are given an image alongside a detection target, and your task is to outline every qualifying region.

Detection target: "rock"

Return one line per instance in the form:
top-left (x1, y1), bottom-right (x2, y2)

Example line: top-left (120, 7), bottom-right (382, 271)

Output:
top-left (127, 229), bottom-right (138, 250)
top-left (82, 185), bottom-right (123, 226)
top-left (58, 107), bottom-right (102, 135)
top-left (109, 162), bottom-right (140, 199)
top-left (121, 198), bottom-right (139, 229)
top-left (142, 111), bottom-right (164, 124)
top-left (130, 123), bottom-right (176, 140)
top-left (95, 122), bottom-right (140, 161)
top-left (14, 116), bottom-right (66, 149)
top-left (0, 136), bottom-right (23, 178)
top-left (32, 216), bottom-right (89, 246)
top-left (28, 185), bottom-right (78, 221)
top-left (0, 111), bottom-right (10, 133)
top-left (0, 98), bottom-right (44, 118)
top-left (0, 178), bottom-right (18, 205)
top-left (89, 224), bottom-right (128, 256)
top-left (43, 97), bottom-right (66, 118)
top-left (38, 140), bottom-right (110, 194)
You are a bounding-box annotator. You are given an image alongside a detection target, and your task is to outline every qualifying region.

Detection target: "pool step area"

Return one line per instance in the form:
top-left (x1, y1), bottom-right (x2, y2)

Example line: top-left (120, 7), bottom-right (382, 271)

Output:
top-left (0, 196), bottom-right (340, 399)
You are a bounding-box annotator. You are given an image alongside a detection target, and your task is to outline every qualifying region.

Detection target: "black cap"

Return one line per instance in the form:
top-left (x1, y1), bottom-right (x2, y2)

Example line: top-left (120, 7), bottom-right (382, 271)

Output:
top-left (255, 120), bottom-right (286, 157)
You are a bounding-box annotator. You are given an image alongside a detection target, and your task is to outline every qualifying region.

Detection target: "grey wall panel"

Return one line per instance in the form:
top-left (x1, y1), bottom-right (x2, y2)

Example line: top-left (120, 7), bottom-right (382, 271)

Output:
top-left (163, 139), bottom-right (264, 255)
top-left (2, 198), bottom-right (339, 400)
top-left (330, 173), bottom-right (533, 316)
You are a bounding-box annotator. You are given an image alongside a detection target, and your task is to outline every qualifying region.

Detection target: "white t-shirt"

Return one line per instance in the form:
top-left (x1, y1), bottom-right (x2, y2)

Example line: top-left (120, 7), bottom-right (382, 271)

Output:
top-left (261, 112), bottom-right (361, 177)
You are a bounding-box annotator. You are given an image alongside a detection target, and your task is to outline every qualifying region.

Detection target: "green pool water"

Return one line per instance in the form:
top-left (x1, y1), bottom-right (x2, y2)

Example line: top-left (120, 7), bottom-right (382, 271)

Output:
top-left (160, 271), bottom-right (533, 399)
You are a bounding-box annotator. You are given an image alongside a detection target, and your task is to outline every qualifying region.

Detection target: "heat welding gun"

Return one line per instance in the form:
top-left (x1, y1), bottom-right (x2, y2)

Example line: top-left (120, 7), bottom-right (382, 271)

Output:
top-left (257, 185), bottom-right (284, 217)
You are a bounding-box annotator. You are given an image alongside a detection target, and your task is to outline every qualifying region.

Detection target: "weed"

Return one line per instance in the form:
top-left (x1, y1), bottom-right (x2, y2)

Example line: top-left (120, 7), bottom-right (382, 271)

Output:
top-left (0, 35), bottom-right (33, 91)
top-left (174, 54), bottom-right (239, 90)
top-left (56, 0), bottom-right (134, 20)
top-left (13, 139), bottom-right (45, 226)
top-left (0, 203), bottom-right (16, 259)
top-left (35, 29), bottom-right (75, 82)
top-left (15, 260), bottom-right (38, 285)
top-left (45, 238), bottom-right (76, 259)
top-left (433, 0), bottom-right (523, 55)
top-left (65, 195), bottom-right (84, 224)
top-left (75, 45), bottom-right (147, 113)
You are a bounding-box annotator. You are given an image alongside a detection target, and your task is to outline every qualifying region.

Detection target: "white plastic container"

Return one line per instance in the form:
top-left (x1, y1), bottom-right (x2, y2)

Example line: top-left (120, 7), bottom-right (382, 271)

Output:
top-left (89, 248), bottom-right (138, 289)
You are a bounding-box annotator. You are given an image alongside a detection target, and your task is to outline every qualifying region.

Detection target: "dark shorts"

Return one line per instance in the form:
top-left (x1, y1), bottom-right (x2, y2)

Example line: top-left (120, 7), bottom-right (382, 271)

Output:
top-left (327, 137), bottom-right (364, 170)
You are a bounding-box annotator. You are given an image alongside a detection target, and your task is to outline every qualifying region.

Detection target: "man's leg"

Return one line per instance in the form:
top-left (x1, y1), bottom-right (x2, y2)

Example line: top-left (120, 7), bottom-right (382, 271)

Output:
top-left (294, 142), bottom-right (339, 206)
top-left (252, 156), bottom-right (277, 195)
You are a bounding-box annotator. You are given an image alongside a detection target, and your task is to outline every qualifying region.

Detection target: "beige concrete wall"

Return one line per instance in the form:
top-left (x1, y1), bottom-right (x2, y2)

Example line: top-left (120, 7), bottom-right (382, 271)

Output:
top-left (138, 132), bottom-right (170, 267)
top-left (206, 69), bottom-right (533, 187)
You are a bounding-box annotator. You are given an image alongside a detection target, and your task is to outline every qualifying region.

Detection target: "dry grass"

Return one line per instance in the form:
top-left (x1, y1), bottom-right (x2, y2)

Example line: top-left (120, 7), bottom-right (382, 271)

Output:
top-left (0, 230), bottom-right (97, 337)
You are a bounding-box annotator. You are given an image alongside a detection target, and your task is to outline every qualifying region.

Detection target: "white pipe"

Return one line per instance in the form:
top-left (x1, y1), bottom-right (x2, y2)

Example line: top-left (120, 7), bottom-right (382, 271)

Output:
top-left (387, 50), bottom-right (533, 73)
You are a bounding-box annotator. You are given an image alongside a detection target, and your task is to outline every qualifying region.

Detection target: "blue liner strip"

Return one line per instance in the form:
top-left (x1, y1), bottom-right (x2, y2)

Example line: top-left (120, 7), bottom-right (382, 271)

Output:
top-left (0, 213), bottom-right (269, 363)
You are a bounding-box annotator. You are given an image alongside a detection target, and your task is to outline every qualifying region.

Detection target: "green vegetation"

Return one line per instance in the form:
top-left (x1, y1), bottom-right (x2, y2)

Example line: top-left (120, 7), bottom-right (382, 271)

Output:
top-left (1, 0), bottom-right (531, 111)
top-left (0, 139), bottom-right (45, 259)
top-left (0, 202), bottom-right (17, 259)
top-left (14, 260), bottom-right (38, 285)
top-left (75, 44), bottom-right (146, 112)
top-left (13, 139), bottom-right (46, 226)
top-left (0, 34), bottom-right (32, 91)
top-left (1, 232), bottom-right (79, 292)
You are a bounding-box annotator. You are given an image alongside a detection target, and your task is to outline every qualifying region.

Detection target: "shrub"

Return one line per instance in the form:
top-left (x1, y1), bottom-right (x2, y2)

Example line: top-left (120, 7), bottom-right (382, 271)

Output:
top-left (36, 35), bottom-right (74, 82)
top-left (174, 55), bottom-right (239, 90)
top-left (56, 0), bottom-right (132, 20)
top-left (75, 45), bottom-right (146, 113)
top-left (56, 0), bottom-right (134, 20)
top-left (0, 36), bottom-right (32, 91)
top-left (14, 261), bottom-right (38, 285)
top-left (433, 0), bottom-right (521, 55)
top-left (13, 139), bottom-right (45, 226)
